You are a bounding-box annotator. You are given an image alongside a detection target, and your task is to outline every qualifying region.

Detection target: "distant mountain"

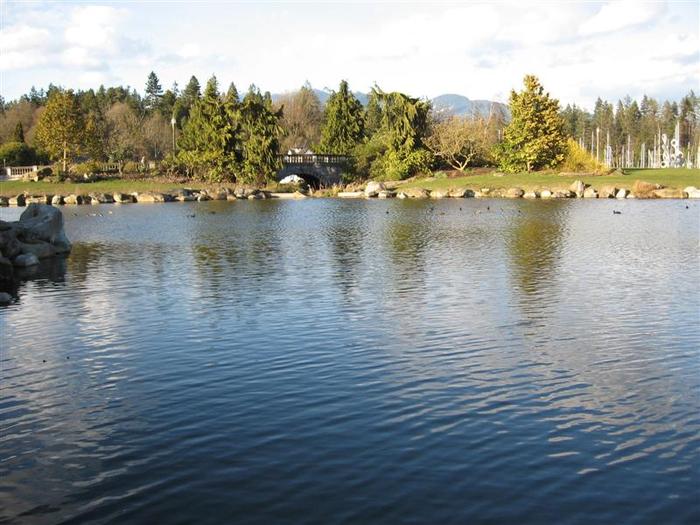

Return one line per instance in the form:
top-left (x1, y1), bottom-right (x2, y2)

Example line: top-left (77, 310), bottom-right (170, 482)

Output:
top-left (272, 88), bottom-right (508, 120)
top-left (431, 94), bottom-right (510, 120)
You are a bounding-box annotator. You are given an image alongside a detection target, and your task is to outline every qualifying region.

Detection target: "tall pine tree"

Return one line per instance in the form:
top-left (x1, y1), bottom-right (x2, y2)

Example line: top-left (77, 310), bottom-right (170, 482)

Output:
top-left (318, 80), bottom-right (364, 155)
top-left (498, 75), bottom-right (566, 172)
top-left (144, 71), bottom-right (163, 112)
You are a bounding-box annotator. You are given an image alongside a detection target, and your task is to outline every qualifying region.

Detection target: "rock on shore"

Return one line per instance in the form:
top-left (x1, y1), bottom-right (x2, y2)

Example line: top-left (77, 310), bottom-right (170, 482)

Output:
top-left (0, 204), bottom-right (71, 283)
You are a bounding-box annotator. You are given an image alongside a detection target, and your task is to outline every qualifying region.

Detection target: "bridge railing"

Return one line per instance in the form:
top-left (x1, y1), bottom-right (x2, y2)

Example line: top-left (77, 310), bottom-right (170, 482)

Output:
top-left (2, 165), bottom-right (50, 180)
top-left (279, 154), bottom-right (352, 165)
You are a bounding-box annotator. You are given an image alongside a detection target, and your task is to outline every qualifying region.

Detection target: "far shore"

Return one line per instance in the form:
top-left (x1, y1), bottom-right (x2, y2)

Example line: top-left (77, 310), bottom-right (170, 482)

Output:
top-left (1, 168), bottom-right (699, 204)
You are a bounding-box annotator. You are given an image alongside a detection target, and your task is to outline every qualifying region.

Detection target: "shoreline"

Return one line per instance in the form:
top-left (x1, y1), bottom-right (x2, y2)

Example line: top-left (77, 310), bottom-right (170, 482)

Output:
top-left (1, 184), bottom-right (699, 207)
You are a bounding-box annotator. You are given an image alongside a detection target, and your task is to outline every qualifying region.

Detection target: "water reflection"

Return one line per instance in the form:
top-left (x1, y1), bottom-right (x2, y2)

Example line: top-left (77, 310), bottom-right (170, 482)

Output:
top-left (0, 255), bottom-right (68, 301)
top-left (1, 199), bottom-right (698, 525)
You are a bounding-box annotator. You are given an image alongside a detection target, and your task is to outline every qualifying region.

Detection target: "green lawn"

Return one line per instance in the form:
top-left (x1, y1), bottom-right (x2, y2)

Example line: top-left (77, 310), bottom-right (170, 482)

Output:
top-left (400, 168), bottom-right (700, 192)
top-left (1, 168), bottom-right (699, 197)
top-left (0, 179), bottom-right (220, 197)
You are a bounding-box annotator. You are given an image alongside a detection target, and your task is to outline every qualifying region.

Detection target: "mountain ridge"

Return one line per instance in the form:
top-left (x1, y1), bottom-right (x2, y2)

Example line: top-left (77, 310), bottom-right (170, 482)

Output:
top-left (272, 88), bottom-right (509, 119)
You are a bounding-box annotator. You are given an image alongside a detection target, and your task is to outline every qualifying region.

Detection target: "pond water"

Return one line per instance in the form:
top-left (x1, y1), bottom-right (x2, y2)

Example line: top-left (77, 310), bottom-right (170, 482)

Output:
top-left (1, 199), bottom-right (699, 524)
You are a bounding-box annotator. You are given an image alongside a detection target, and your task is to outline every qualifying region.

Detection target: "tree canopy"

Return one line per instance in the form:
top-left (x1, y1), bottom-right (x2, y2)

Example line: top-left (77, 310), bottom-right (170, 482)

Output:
top-left (318, 80), bottom-right (364, 155)
top-left (498, 75), bottom-right (567, 172)
top-left (34, 89), bottom-right (85, 172)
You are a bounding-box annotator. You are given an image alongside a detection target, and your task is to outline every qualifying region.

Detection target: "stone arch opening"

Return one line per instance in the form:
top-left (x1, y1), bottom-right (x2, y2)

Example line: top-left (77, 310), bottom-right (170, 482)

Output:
top-left (288, 173), bottom-right (321, 189)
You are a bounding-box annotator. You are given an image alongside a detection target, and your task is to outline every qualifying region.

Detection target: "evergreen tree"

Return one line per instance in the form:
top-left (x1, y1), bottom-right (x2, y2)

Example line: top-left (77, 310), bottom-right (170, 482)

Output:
top-left (357, 86), bottom-right (432, 180)
top-left (13, 121), bottom-right (24, 142)
top-left (364, 90), bottom-right (383, 137)
top-left (144, 71), bottom-right (163, 112)
top-left (178, 76), bottom-right (242, 181)
top-left (34, 89), bottom-right (85, 172)
top-left (239, 85), bottom-right (283, 184)
top-left (318, 80), bottom-right (365, 154)
top-left (497, 75), bottom-right (566, 172)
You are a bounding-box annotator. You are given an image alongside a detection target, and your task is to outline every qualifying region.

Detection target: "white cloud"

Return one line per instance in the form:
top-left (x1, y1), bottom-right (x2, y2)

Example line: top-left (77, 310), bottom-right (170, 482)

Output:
top-left (0, 1), bottom-right (697, 109)
top-left (0, 25), bottom-right (52, 69)
top-left (579, 1), bottom-right (665, 35)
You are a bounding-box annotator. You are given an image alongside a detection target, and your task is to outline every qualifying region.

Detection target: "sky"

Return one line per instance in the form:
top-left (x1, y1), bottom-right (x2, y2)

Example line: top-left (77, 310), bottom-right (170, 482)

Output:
top-left (1, 0), bottom-right (698, 109)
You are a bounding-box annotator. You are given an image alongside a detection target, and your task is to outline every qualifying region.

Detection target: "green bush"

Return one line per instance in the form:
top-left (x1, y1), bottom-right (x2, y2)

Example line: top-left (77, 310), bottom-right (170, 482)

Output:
top-left (560, 139), bottom-right (604, 172)
top-left (0, 142), bottom-right (38, 166)
top-left (122, 161), bottom-right (140, 174)
top-left (70, 160), bottom-right (103, 176)
top-left (370, 149), bottom-right (433, 181)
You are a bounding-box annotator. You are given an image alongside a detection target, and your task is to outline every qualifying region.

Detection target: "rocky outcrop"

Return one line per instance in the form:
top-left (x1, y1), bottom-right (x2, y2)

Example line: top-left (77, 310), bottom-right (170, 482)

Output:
top-left (540, 189), bottom-right (553, 199)
top-left (0, 204), bottom-right (71, 282)
top-left (569, 180), bottom-right (586, 197)
top-left (364, 181), bottom-right (386, 198)
top-left (9, 195), bottom-right (26, 206)
top-left (113, 192), bottom-right (136, 204)
top-left (377, 190), bottom-right (396, 199)
top-left (583, 187), bottom-right (598, 198)
top-left (631, 180), bottom-right (661, 198)
top-left (397, 188), bottom-right (430, 199)
top-left (448, 188), bottom-right (472, 198)
top-left (134, 192), bottom-right (167, 203)
top-left (430, 189), bottom-right (449, 199)
top-left (523, 191), bottom-right (539, 199)
top-left (684, 186), bottom-right (700, 199)
top-left (653, 188), bottom-right (687, 199)
top-left (598, 186), bottom-right (616, 199)
top-left (64, 194), bottom-right (83, 205)
top-left (506, 187), bottom-right (524, 198)
top-left (615, 189), bottom-right (629, 199)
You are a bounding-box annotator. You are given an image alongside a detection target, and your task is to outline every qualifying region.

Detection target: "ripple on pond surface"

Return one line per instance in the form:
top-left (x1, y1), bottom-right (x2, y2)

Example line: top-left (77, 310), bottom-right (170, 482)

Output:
top-left (1, 199), bottom-right (699, 524)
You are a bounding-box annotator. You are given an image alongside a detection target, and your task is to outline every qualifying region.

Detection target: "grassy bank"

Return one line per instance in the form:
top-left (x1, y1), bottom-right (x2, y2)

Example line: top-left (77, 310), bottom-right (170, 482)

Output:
top-left (0, 179), bottom-right (216, 197)
top-left (1, 168), bottom-right (699, 198)
top-left (400, 168), bottom-right (700, 192)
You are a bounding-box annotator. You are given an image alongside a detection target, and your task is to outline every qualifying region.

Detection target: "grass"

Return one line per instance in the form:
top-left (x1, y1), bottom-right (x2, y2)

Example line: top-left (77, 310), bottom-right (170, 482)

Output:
top-left (1, 168), bottom-right (699, 197)
top-left (0, 178), bottom-right (263, 198)
top-left (400, 168), bottom-right (700, 192)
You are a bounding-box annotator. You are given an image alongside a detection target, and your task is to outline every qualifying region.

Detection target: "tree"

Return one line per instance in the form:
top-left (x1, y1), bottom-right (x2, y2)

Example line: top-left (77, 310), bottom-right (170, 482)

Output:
top-left (364, 90), bottom-right (383, 136)
top-left (277, 83), bottom-right (323, 151)
top-left (34, 89), bottom-right (85, 172)
top-left (353, 87), bottom-right (432, 180)
top-left (425, 115), bottom-right (493, 171)
top-left (144, 71), bottom-right (163, 112)
top-left (239, 85), bottom-right (283, 184)
top-left (0, 142), bottom-right (37, 165)
top-left (178, 76), bottom-right (243, 181)
top-left (105, 102), bottom-right (141, 170)
top-left (497, 75), bottom-right (566, 172)
top-left (318, 80), bottom-right (364, 154)
top-left (13, 121), bottom-right (24, 142)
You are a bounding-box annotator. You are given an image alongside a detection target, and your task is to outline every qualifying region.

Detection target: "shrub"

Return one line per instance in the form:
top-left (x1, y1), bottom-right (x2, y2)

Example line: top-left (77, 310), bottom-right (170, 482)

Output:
top-left (122, 161), bottom-right (140, 174)
top-left (370, 149), bottom-right (433, 181)
top-left (70, 160), bottom-right (103, 176)
top-left (0, 142), bottom-right (38, 166)
top-left (559, 139), bottom-right (604, 172)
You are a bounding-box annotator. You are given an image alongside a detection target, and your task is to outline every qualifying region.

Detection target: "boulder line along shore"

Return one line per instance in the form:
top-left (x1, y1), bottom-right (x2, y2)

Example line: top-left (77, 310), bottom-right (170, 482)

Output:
top-left (1, 180), bottom-right (699, 207)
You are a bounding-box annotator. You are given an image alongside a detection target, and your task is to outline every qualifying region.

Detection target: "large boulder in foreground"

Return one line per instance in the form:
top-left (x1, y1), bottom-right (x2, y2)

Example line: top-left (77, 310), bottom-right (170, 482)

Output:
top-left (19, 204), bottom-right (71, 250)
top-left (0, 204), bottom-right (71, 282)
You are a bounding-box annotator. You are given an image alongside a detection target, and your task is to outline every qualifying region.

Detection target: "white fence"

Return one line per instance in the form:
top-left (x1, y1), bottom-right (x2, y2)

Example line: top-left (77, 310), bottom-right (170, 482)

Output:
top-left (2, 165), bottom-right (47, 180)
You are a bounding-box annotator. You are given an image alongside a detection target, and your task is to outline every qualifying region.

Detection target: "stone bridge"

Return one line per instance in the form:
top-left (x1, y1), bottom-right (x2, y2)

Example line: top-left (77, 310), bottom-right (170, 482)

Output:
top-left (277, 154), bottom-right (351, 187)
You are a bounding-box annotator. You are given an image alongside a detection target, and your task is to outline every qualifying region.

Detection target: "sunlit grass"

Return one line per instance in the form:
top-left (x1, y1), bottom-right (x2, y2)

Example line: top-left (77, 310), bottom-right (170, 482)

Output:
top-left (401, 168), bottom-right (700, 192)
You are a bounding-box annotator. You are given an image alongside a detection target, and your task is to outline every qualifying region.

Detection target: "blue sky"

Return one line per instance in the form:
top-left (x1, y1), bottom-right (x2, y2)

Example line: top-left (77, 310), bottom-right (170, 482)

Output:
top-left (1, 0), bottom-right (698, 109)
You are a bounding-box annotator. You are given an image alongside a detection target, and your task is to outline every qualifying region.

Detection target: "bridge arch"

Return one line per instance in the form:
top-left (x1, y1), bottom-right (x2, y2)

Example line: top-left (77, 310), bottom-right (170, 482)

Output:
top-left (276, 154), bottom-right (351, 187)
